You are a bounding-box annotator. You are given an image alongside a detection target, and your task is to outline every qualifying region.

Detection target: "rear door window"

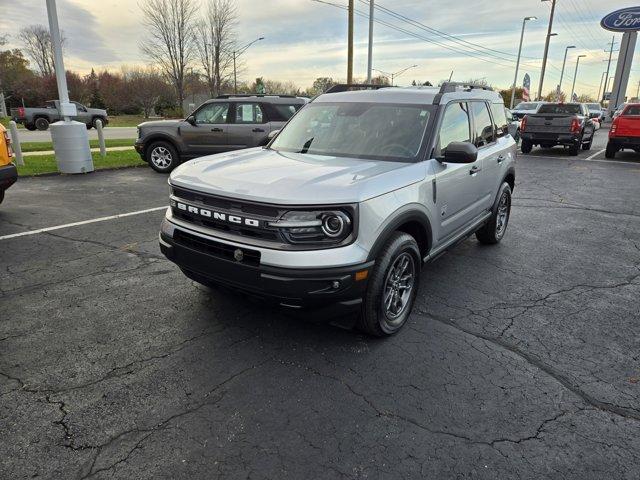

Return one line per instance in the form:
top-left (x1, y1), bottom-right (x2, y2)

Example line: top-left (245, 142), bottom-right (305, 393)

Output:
top-left (235, 103), bottom-right (265, 124)
top-left (272, 104), bottom-right (303, 120)
top-left (471, 102), bottom-right (496, 147)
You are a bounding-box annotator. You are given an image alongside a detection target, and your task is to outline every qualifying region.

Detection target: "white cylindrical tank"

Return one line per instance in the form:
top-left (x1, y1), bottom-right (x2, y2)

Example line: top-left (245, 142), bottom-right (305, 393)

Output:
top-left (49, 120), bottom-right (94, 174)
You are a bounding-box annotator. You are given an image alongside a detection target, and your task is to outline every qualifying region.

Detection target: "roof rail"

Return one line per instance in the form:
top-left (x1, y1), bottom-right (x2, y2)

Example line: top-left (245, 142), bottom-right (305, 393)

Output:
top-left (438, 82), bottom-right (494, 94)
top-left (324, 84), bottom-right (391, 94)
top-left (216, 94), bottom-right (299, 99)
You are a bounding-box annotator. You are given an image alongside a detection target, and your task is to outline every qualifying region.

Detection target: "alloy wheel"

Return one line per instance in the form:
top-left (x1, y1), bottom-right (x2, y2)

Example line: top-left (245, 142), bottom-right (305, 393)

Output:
top-left (382, 252), bottom-right (415, 323)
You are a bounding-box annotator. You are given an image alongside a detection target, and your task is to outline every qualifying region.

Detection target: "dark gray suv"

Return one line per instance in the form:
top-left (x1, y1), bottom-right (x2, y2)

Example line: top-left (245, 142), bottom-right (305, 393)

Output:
top-left (135, 95), bottom-right (308, 172)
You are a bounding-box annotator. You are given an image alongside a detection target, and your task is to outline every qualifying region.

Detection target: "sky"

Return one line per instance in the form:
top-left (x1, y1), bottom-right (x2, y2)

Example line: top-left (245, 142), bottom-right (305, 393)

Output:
top-left (1, 0), bottom-right (638, 97)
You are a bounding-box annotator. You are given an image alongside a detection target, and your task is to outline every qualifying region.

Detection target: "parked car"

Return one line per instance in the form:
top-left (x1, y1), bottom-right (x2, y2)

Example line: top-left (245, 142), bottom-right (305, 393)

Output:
top-left (586, 103), bottom-right (605, 122)
top-left (505, 108), bottom-right (521, 142)
top-left (135, 94), bottom-right (308, 173)
top-left (10, 100), bottom-right (108, 131)
top-left (606, 103), bottom-right (640, 159)
top-left (510, 101), bottom-right (544, 120)
top-left (0, 123), bottom-right (17, 205)
top-left (520, 102), bottom-right (596, 155)
top-left (159, 82), bottom-right (517, 336)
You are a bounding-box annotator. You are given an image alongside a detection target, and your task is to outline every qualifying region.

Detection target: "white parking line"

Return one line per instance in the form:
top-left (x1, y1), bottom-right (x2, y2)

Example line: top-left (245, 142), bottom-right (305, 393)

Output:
top-left (585, 149), bottom-right (606, 161)
top-left (0, 206), bottom-right (167, 241)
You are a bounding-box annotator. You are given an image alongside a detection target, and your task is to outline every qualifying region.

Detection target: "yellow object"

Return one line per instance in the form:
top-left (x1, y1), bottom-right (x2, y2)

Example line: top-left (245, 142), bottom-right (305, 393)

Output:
top-left (355, 270), bottom-right (369, 282)
top-left (0, 124), bottom-right (12, 166)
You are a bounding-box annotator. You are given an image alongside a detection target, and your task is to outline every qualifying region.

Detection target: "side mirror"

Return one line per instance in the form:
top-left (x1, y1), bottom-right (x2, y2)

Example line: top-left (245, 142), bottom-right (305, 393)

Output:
top-left (186, 115), bottom-right (196, 126)
top-left (442, 142), bottom-right (478, 164)
top-left (268, 129), bottom-right (280, 140)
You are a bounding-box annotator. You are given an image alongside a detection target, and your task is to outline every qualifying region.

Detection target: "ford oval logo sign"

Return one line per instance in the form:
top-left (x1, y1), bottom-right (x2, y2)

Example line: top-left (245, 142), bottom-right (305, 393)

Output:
top-left (601, 7), bottom-right (640, 32)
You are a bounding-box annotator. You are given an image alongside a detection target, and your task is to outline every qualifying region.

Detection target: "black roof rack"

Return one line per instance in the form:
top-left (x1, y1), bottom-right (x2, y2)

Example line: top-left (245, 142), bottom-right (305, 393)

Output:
top-left (438, 82), bottom-right (494, 94)
top-left (324, 84), bottom-right (391, 94)
top-left (216, 94), bottom-right (300, 99)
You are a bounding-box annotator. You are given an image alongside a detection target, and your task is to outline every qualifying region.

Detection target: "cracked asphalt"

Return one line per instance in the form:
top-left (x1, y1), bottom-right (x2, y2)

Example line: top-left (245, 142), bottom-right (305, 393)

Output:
top-left (1, 128), bottom-right (640, 479)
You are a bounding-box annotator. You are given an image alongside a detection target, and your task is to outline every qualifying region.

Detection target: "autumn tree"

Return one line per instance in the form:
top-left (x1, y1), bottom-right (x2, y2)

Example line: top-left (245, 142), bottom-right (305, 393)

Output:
top-left (139, 0), bottom-right (198, 114)
top-left (18, 25), bottom-right (64, 76)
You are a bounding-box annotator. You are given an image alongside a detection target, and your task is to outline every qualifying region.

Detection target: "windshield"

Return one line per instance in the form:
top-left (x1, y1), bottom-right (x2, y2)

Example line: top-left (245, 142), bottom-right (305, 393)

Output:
top-left (516, 102), bottom-right (539, 111)
top-left (270, 102), bottom-right (434, 161)
top-left (538, 104), bottom-right (581, 115)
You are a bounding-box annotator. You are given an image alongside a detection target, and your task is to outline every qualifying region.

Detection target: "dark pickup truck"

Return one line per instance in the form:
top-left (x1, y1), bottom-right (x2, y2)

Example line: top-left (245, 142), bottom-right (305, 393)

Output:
top-left (520, 103), bottom-right (596, 156)
top-left (11, 100), bottom-right (108, 131)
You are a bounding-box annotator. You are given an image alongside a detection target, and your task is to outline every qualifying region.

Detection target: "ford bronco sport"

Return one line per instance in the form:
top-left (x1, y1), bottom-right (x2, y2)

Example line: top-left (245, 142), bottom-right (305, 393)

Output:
top-left (159, 83), bottom-right (517, 336)
top-left (135, 94), bottom-right (308, 173)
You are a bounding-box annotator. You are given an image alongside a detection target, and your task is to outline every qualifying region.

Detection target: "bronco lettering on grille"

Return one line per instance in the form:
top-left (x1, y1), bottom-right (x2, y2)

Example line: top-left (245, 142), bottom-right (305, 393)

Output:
top-left (172, 200), bottom-right (262, 228)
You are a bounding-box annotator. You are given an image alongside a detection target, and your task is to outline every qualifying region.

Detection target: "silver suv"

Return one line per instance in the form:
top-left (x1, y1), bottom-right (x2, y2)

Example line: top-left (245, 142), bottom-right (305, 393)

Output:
top-left (159, 83), bottom-right (517, 336)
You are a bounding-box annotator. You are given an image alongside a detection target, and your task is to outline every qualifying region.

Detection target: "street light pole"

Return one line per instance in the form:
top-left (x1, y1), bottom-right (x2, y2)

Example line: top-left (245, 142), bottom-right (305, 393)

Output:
top-left (366, 0), bottom-right (374, 83)
top-left (347, 0), bottom-right (354, 84)
top-left (372, 64), bottom-right (417, 86)
top-left (602, 36), bottom-right (617, 102)
top-left (510, 16), bottom-right (537, 109)
top-left (557, 45), bottom-right (576, 101)
top-left (538, 0), bottom-right (557, 101)
top-left (597, 71), bottom-right (606, 103)
top-left (570, 55), bottom-right (586, 101)
top-left (233, 37), bottom-right (264, 94)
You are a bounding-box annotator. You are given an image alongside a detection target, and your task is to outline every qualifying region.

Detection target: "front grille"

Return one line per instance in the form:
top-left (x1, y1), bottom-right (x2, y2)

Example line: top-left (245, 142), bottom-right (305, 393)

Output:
top-left (171, 186), bottom-right (285, 243)
top-left (173, 230), bottom-right (261, 267)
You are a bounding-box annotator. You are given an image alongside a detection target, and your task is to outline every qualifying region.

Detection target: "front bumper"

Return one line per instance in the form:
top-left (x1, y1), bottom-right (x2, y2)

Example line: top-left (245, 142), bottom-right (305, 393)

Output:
top-left (0, 163), bottom-right (18, 191)
top-left (521, 132), bottom-right (581, 146)
top-left (159, 228), bottom-right (373, 315)
top-left (134, 140), bottom-right (145, 158)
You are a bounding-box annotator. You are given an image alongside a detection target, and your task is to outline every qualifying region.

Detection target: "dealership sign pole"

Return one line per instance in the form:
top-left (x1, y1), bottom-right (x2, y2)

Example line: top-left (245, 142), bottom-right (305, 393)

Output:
top-left (601, 7), bottom-right (640, 117)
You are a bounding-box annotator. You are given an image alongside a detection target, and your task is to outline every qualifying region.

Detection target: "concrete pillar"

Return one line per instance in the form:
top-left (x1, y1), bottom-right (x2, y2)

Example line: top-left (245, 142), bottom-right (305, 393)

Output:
top-left (608, 31), bottom-right (637, 117)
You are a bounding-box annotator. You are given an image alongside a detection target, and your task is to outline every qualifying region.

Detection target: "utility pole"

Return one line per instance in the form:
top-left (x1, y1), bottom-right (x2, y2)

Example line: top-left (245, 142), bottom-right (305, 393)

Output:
top-left (602, 36), bottom-right (617, 102)
top-left (511, 16), bottom-right (537, 109)
top-left (570, 54), bottom-right (586, 101)
top-left (347, 0), bottom-right (354, 84)
top-left (537, 0), bottom-right (556, 101)
top-left (597, 71), bottom-right (606, 103)
top-left (366, 0), bottom-right (374, 83)
top-left (557, 45), bottom-right (575, 101)
top-left (636, 79), bottom-right (640, 100)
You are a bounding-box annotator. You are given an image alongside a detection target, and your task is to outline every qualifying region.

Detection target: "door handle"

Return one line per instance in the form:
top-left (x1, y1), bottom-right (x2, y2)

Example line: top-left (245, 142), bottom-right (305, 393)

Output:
top-left (497, 155), bottom-right (505, 164)
top-left (469, 165), bottom-right (481, 176)
top-left (211, 127), bottom-right (224, 133)
top-left (252, 128), bottom-right (265, 133)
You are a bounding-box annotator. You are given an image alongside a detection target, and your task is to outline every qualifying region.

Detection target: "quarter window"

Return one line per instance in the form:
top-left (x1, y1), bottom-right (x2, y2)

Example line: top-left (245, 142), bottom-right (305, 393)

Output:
top-left (195, 103), bottom-right (229, 124)
top-left (438, 102), bottom-right (471, 154)
top-left (471, 102), bottom-right (495, 147)
top-left (490, 104), bottom-right (509, 138)
top-left (235, 103), bottom-right (265, 124)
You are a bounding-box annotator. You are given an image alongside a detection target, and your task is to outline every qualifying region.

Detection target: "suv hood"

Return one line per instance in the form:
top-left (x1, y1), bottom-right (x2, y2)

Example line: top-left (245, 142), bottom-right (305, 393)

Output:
top-left (138, 119), bottom-right (181, 128)
top-left (169, 147), bottom-right (426, 205)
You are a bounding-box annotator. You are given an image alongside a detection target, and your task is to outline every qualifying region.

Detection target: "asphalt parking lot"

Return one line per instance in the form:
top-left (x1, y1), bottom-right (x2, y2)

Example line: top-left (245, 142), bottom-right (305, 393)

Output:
top-left (1, 128), bottom-right (639, 479)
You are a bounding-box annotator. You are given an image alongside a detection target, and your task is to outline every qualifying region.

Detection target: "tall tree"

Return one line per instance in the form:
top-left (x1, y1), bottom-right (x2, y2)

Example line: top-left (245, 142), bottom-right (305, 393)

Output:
top-left (124, 67), bottom-right (171, 118)
top-left (18, 25), bottom-right (63, 76)
top-left (139, 0), bottom-right (198, 114)
top-left (194, 0), bottom-right (237, 98)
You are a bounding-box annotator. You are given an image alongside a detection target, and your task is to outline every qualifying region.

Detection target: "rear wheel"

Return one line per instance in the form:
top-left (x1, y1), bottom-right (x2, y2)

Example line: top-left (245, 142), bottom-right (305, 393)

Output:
top-left (92, 117), bottom-right (107, 128)
top-left (605, 143), bottom-right (617, 159)
top-left (521, 140), bottom-right (532, 154)
top-left (568, 142), bottom-right (580, 156)
top-left (357, 232), bottom-right (421, 337)
top-left (146, 141), bottom-right (179, 173)
top-left (476, 183), bottom-right (512, 245)
top-left (34, 117), bottom-right (50, 131)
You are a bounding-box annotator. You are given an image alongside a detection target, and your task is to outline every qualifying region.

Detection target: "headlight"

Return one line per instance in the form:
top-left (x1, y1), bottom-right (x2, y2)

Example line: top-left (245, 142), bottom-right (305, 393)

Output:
top-left (270, 209), bottom-right (354, 245)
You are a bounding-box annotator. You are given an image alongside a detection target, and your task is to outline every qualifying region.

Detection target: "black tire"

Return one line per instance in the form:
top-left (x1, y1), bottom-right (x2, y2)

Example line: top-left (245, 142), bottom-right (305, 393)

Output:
top-left (146, 141), bottom-right (179, 173)
top-left (605, 143), bottom-right (617, 159)
top-left (86, 123), bottom-right (92, 130)
top-left (34, 117), bottom-right (50, 131)
top-left (476, 183), bottom-right (512, 245)
top-left (582, 135), bottom-right (593, 151)
top-left (0, 189), bottom-right (4, 205)
top-left (521, 140), bottom-right (532, 154)
top-left (357, 232), bottom-right (421, 337)
top-left (568, 143), bottom-right (579, 156)
top-left (25, 123), bottom-right (37, 131)
top-left (541, 143), bottom-right (553, 149)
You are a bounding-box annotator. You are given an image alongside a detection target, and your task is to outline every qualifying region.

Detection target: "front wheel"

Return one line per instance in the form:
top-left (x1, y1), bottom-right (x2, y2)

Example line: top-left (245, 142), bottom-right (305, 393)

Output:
top-left (476, 183), bottom-right (512, 245)
top-left (357, 232), bottom-right (421, 337)
top-left (521, 140), bottom-right (532, 154)
top-left (146, 141), bottom-right (179, 173)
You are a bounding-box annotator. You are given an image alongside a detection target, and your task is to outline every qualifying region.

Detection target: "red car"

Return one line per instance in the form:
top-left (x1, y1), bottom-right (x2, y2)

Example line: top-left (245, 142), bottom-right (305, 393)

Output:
top-left (607, 104), bottom-right (640, 159)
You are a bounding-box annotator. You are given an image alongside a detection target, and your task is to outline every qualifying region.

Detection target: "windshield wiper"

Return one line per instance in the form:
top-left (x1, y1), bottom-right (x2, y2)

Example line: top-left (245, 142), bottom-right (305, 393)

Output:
top-left (299, 137), bottom-right (314, 154)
